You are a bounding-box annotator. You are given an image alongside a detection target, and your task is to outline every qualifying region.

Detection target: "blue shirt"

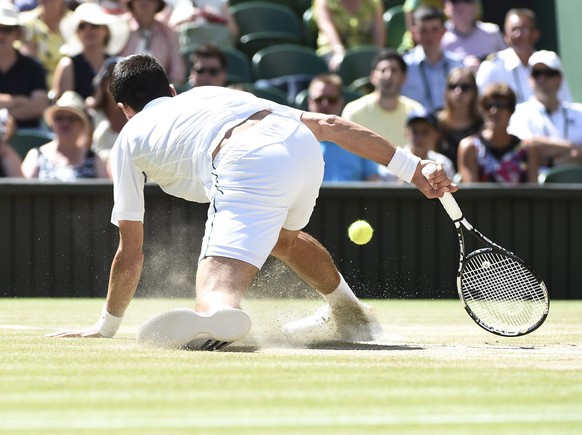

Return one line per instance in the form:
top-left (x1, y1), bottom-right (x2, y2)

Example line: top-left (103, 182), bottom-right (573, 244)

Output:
top-left (401, 46), bottom-right (463, 112)
top-left (321, 141), bottom-right (379, 182)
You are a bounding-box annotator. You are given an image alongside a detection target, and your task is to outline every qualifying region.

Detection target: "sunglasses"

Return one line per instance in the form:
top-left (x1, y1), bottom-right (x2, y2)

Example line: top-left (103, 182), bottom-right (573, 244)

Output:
top-left (483, 101), bottom-right (511, 111)
top-left (531, 69), bottom-right (561, 79)
top-left (53, 113), bottom-right (80, 123)
top-left (447, 83), bottom-right (473, 92)
top-left (193, 67), bottom-right (222, 76)
top-left (311, 95), bottom-right (341, 105)
top-left (78, 22), bottom-right (103, 31)
top-left (0, 26), bottom-right (18, 34)
top-left (450, 0), bottom-right (476, 4)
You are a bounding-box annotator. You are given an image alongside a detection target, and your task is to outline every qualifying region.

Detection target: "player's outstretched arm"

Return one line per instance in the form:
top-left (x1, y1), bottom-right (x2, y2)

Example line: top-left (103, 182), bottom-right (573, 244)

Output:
top-left (300, 112), bottom-right (457, 197)
top-left (48, 221), bottom-right (145, 338)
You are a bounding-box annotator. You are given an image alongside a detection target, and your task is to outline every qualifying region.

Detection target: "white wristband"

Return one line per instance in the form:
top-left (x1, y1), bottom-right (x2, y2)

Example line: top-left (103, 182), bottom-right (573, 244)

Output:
top-left (386, 147), bottom-right (421, 183)
top-left (95, 305), bottom-right (123, 338)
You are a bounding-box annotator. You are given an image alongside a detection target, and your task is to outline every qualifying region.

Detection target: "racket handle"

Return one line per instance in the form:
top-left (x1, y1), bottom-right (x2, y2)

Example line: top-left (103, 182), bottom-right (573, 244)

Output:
top-left (421, 163), bottom-right (463, 221)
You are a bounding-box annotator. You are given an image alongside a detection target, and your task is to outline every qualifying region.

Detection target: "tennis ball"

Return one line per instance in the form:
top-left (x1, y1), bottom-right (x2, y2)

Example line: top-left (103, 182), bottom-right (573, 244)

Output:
top-left (348, 220), bottom-right (373, 245)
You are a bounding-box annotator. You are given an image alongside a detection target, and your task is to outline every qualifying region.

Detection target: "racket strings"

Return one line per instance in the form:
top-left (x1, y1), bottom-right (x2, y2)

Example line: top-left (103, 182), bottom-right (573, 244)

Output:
top-left (461, 252), bottom-right (547, 334)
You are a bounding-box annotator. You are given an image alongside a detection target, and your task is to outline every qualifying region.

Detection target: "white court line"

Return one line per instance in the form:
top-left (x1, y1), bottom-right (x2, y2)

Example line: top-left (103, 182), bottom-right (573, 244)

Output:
top-left (0, 324), bottom-right (40, 330)
top-left (2, 412), bottom-right (581, 430)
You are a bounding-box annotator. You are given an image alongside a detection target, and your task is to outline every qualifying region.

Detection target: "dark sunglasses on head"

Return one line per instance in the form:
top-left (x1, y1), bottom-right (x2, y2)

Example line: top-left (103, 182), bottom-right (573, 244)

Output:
top-left (311, 95), bottom-right (341, 105)
top-left (447, 83), bottom-right (473, 92)
top-left (194, 67), bottom-right (222, 76)
top-left (0, 26), bottom-right (18, 34)
top-left (531, 69), bottom-right (561, 79)
top-left (483, 101), bottom-right (510, 111)
top-left (450, 0), bottom-right (476, 4)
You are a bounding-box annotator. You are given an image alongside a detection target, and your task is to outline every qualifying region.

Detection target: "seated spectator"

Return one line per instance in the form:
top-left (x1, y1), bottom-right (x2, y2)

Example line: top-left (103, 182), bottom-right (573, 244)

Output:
top-left (401, 6), bottom-right (463, 112)
top-left (508, 50), bottom-right (582, 174)
top-left (187, 43), bottom-right (227, 88)
top-left (0, 108), bottom-right (24, 177)
top-left (436, 67), bottom-right (482, 170)
top-left (400, 0), bottom-right (444, 53)
top-left (380, 108), bottom-right (455, 182)
top-left (313, 0), bottom-right (385, 71)
top-left (18, 0), bottom-right (71, 89)
top-left (52, 3), bottom-right (130, 100)
top-left (441, 0), bottom-right (506, 73)
top-left (169, 0), bottom-right (239, 51)
top-left (0, 3), bottom-right (50, 129)
top-left (476, 8), bottom-right (572, 104)
top-left (458, 83), bottom-right (538, 183)
top-left (307, 73), bottom-right (379, 182)
top-left (342, 49), bottom-right (424, 148)
top-left (86, 57), bottom-right (126, 169)
top-left (120, 0), bottom-right (185, 86)
top-left (21, 91), bottom-right (108, 180)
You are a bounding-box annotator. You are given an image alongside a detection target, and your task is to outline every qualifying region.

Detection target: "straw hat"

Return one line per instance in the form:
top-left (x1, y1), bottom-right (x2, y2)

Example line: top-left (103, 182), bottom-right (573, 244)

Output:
top-left (44, 91), bottom-right (92, 132)
top-left (0, 2), bottom-right (20, 27)
top-left (59, 3), bottom-right (130, 57)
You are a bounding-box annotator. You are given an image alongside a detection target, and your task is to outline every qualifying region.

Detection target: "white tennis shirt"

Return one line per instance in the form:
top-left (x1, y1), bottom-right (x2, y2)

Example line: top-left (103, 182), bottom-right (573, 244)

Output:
top-left (110, 86), bottom-right (302, 226)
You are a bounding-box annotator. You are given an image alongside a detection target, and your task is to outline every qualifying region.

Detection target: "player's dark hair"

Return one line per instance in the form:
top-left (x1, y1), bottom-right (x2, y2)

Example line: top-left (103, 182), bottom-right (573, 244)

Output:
top-left (109, 54), bottom-right (172, 113)
top-left (372, 48), bottom-right (407, 73)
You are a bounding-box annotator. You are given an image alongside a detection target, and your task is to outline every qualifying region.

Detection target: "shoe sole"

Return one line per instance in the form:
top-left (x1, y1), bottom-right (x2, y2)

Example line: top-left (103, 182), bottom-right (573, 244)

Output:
top-left (137, 307), bottom-right (251, 350)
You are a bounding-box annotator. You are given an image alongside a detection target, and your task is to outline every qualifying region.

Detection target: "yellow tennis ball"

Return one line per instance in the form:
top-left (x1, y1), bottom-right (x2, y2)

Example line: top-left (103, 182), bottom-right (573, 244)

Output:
top-left (348, 220), bottom-right (373, 245)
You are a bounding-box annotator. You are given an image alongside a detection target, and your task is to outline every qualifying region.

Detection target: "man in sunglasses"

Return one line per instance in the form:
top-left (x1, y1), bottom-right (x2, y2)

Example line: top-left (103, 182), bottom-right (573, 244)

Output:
top-left (307, 74), bottom-right (379, 182)
top-left (508, 50), bottom-right (582, 176)
top-left (476, 8), bottom-right (572, 104)
top-left (187, 43), bottom-right (227, 88)
top-left (49, 54), bottom-right (457, 349)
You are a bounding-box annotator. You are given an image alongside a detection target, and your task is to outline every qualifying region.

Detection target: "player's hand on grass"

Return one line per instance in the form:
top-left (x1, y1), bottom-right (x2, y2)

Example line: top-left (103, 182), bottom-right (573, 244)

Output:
top-left (47, 328), bottom-right (103, 338)
top-left (413, 161), bottom-right (458, 199)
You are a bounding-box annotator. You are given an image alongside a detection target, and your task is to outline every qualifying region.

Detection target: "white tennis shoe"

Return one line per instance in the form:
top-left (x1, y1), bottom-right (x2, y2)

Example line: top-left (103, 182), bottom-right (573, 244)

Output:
top-left (281, 303), bottom-right (382, 343)
top-left (137, 307), bottom-right (251, 351)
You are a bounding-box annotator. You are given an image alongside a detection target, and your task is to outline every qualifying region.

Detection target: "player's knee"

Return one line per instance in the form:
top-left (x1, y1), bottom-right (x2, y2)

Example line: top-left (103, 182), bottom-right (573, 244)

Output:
top-left (271, 230), bottom-right (300, 259)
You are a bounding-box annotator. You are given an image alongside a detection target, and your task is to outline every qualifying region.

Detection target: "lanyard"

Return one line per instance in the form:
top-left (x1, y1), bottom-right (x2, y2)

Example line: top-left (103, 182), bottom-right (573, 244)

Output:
top-left (419, 58), bottom-right (449, 110)
top-left (542, 106), bottom-right (569, 140)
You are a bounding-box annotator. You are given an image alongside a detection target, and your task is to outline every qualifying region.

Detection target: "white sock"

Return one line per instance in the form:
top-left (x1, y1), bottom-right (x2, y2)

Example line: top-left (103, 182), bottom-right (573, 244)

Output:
top-left (324, 274), bottom-right (361, 309)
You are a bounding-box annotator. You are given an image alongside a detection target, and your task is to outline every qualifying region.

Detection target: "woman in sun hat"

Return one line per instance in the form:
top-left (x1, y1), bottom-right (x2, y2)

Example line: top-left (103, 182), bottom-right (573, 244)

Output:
top-left (21, 91), bottom-right (108, 180)
top-left (52, 2), bottom-right (130, 100)
top-left (120, 0), bottom-right (185, 85)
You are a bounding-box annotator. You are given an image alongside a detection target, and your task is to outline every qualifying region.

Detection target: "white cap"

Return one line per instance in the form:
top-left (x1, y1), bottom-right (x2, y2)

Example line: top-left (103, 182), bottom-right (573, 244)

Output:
top-left (528, 50), bottom-right (563, 74)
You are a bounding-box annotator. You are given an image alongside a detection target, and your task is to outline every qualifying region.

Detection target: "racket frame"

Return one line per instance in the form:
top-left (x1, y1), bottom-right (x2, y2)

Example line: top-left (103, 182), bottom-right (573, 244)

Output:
top-left (453, 217), bottom-right (549, 337)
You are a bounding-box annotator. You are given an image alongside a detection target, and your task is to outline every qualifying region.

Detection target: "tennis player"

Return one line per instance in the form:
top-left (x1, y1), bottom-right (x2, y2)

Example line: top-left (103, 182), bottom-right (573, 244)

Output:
top-left (50, 54), bottom-right (457, 349)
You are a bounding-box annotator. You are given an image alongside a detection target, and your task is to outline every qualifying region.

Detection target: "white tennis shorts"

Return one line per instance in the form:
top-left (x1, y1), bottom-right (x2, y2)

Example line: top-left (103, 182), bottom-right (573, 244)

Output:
top-left (199, 112), bottom-right (324, 269)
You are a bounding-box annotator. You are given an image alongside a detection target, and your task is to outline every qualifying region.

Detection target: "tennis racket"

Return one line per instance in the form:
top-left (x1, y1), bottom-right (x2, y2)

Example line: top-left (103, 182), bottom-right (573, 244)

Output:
top-left (422, 163), bottom-right (549, 336)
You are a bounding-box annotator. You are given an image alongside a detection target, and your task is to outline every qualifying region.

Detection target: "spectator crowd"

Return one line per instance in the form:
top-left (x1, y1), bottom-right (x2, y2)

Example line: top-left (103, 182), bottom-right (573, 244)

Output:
top-left (0, 0), bottom-right (580, 184)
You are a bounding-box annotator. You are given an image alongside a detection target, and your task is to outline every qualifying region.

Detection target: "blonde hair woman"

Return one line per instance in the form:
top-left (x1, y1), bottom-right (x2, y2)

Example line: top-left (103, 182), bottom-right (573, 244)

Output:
top-left (21, 91), bottom-right (108, 180)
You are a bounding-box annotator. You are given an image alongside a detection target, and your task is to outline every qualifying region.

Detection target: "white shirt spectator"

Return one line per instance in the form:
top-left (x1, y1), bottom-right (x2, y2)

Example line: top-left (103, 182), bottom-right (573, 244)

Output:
top-left (476, 48), bottom-right (573, 104)
top-left (508, 98), bottom-right (582, 146)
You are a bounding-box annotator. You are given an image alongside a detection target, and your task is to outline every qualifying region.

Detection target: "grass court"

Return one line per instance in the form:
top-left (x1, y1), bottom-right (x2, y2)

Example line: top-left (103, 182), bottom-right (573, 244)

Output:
top-left (1, 297), bottom-right (581, 434)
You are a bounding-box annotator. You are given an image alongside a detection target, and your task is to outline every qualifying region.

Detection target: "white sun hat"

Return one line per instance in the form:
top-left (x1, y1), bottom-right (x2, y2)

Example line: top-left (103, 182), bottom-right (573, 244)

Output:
top-left (0, 2), bottom-right (20, 27)
top-left (59, 3), bottom-right (130, 57)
